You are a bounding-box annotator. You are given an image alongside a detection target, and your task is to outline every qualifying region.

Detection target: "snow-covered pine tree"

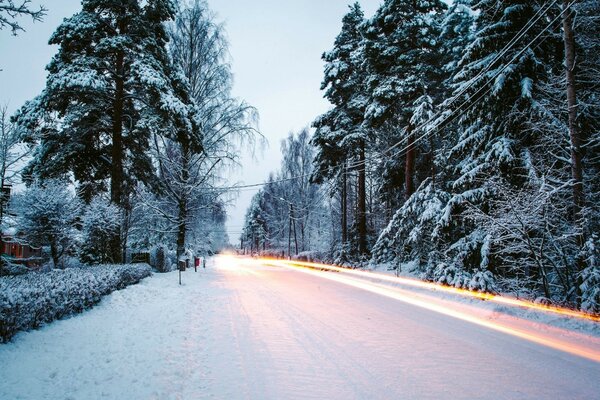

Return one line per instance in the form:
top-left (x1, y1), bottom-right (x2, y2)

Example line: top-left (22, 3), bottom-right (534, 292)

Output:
top-left (434, 0), bottom-right (567, 293)
top-left (366, 0), bottom-right (454, 276)
top-left (576, 0), bottom-right (600, 312)
top-left (362, 0), bottom-right (446, 200)
top-left (312, 3), bottom-right (368, 255)
top-left (439, 0), bottom-right (475, 82)
top-left (13, 0), bottom-right (200, 262)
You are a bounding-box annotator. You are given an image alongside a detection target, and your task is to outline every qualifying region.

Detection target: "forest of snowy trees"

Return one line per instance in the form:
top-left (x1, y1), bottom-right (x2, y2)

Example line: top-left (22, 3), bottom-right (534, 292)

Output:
top-left (242, 0), bottom-right (600, 312)
top-left (0, 0), bottom-right (257, 272)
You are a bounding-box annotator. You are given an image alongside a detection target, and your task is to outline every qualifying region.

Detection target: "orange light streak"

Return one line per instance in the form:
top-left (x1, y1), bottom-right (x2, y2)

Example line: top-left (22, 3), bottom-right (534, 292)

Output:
top-left (263, 258), bottom-right (600, 363)
top-left (262, 258), bottom-right (600, 323)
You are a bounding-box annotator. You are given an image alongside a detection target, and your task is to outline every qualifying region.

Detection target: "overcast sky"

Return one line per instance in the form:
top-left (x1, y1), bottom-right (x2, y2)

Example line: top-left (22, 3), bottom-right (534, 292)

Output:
top-left (0, 0), bottom-right (382, 243)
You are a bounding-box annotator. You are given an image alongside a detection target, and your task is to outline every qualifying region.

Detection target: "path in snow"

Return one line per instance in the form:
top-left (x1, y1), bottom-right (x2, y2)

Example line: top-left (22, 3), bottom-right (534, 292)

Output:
top-left (0, 257), bottom-right (599, 399)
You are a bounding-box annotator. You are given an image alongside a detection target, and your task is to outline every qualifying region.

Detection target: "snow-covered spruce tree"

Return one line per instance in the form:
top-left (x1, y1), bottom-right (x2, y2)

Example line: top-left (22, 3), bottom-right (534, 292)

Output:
top-left (439, 0), bottom-right (475, 82)
top-left (362, 0), bottom-right (446, 201)
top-left (312, 3), bottom-right (368, 256)
top-left (430, 1), bottom-right (567, 293)
top-left (13, 0), bottom-right (200, 263)
top-left (576, 0), bottom-right (600, 312)
top-left (365, 0), bottom-right (455, 276)
top-left (79, 197), bottom-right (121, 265)
top-left (15, 180), bottom-right (80, 268)
top-left (523, 0), bottom-right (600, 307)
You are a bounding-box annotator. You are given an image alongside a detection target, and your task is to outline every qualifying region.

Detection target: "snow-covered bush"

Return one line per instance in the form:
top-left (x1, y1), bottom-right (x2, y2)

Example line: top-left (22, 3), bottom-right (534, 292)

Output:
top-left (0, 260), bottom-right (28, 277)
top-left (0, 264), bottom-right (152, 342)
top-left (427, 262), bottom-right (497, 293)
top-left (293, 251), bottom-right (328, 263)
top-left (13, 181), bottom-right (80, 268)
top-left (79, 197), bottom-right (122, 264)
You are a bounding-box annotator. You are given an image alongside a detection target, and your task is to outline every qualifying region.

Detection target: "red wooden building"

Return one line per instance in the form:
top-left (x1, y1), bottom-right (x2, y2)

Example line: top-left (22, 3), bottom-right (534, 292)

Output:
top-left (1, 235), bottom-right (43, 267)
top-left (1, 184), bottom-right (44, 267)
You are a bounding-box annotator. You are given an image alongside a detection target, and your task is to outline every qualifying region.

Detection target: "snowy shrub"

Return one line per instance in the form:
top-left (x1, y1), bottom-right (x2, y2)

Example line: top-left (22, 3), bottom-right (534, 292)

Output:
top-left (79, 197), bottom-right (122, 264)
top-left (0, 264), bottom-right (152, 342)
top-left (14, 181), bottom-right (80, 268)
top-left (429, 262), bottom-right (471, 289)
top-left (293, 251), bottom-right (328, 263)
top-left (0, 259), bottom-right (28, 277)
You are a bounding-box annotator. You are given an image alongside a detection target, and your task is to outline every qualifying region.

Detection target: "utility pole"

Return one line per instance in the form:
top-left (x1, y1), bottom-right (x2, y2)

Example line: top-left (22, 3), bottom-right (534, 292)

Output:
top-left (287, 204), bottom-right (292, 259)
top-left (341, 161), bottom-right (347, 245)
top-left (291, 203), bottom-right (298, 256)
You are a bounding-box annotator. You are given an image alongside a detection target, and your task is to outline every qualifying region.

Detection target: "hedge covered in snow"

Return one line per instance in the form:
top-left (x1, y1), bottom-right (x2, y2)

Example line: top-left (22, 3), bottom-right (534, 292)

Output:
top-left (0, 264), bottom-right (152, 343)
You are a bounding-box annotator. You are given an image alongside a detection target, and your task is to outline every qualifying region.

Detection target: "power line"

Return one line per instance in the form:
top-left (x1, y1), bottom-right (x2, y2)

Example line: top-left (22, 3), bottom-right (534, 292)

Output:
top-left (348, 0), bottom-right (564, 170)
top-left (375, 1), bottom-right (572, 166)
top-left (207, 1), bottom-right (570, 196)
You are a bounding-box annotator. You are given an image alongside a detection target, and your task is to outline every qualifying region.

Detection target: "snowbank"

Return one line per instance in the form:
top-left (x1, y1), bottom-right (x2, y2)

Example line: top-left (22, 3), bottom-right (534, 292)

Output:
top-left (0, 264), bottom-right (152, 343)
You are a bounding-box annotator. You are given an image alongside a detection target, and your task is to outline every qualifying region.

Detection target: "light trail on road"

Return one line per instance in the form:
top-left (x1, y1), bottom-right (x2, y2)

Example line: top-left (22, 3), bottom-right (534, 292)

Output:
top-left (255, 257), bottom-right (600, 364)
top-left (263, 258), bottom-right (600, 323)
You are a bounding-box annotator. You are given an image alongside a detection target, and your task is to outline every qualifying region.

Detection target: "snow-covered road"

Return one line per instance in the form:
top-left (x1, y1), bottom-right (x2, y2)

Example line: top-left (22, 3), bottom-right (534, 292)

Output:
top-left (1, 256), bottom-right (599, 399)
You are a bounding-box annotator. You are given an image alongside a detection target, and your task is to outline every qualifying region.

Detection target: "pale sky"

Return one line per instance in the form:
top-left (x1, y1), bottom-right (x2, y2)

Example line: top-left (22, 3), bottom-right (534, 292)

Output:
top-left (0, 0), bottom-right (382, 243)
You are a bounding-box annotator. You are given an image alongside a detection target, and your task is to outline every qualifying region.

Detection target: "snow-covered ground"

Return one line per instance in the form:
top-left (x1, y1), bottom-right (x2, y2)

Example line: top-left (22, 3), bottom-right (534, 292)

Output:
top-left (1, 256), bottom-right (599, 399)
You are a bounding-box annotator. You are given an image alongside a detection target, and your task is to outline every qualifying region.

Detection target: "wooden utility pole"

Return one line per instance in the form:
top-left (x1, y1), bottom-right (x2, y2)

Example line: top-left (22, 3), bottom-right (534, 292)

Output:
top-left (288, 205), bottom-right (292, 259)
top-left (341, 161), bottom-right (348, 245)
top-left (291, 204), bottom-right (298, 255)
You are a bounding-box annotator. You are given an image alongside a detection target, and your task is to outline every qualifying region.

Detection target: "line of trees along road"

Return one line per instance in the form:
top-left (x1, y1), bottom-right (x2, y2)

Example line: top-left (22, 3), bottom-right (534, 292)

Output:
top-left (242, 0), bottom-right (600, 314)
top-left (1, 0), bottom-right (258, 272)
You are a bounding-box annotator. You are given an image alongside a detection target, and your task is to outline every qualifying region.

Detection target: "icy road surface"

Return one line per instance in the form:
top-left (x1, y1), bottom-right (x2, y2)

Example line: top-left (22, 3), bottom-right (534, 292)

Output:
top-left (1, 256), bottom-right (599, 400)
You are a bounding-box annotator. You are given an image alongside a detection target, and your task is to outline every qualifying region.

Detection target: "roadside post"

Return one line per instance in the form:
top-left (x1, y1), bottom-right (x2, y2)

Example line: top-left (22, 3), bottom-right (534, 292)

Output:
top-left (194, 256), bottom-right (200, 272)
top-left (203, 257), bottom-right (206, 269)
top-left (178, 260), bottom-right (186, 285)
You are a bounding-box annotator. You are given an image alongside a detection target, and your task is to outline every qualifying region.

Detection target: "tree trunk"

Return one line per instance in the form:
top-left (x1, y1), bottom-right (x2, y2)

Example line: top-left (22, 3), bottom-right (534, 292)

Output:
top-left (357, 142), bottom-right (367, 255)
top-left (110, 26), bottom-right (126, 263)
top-left (405, 126), bottom-right (416, 200)
top-left (562, 2), bottom-right (584, 217)
top-left (50, 241), bottom-right (60, 269)
top-left (341, 162), bottom-right (348, 245)
top-left (562, 0), bottom-right (585, 304)
top-left (176, 143), bottom-right (190, 261)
